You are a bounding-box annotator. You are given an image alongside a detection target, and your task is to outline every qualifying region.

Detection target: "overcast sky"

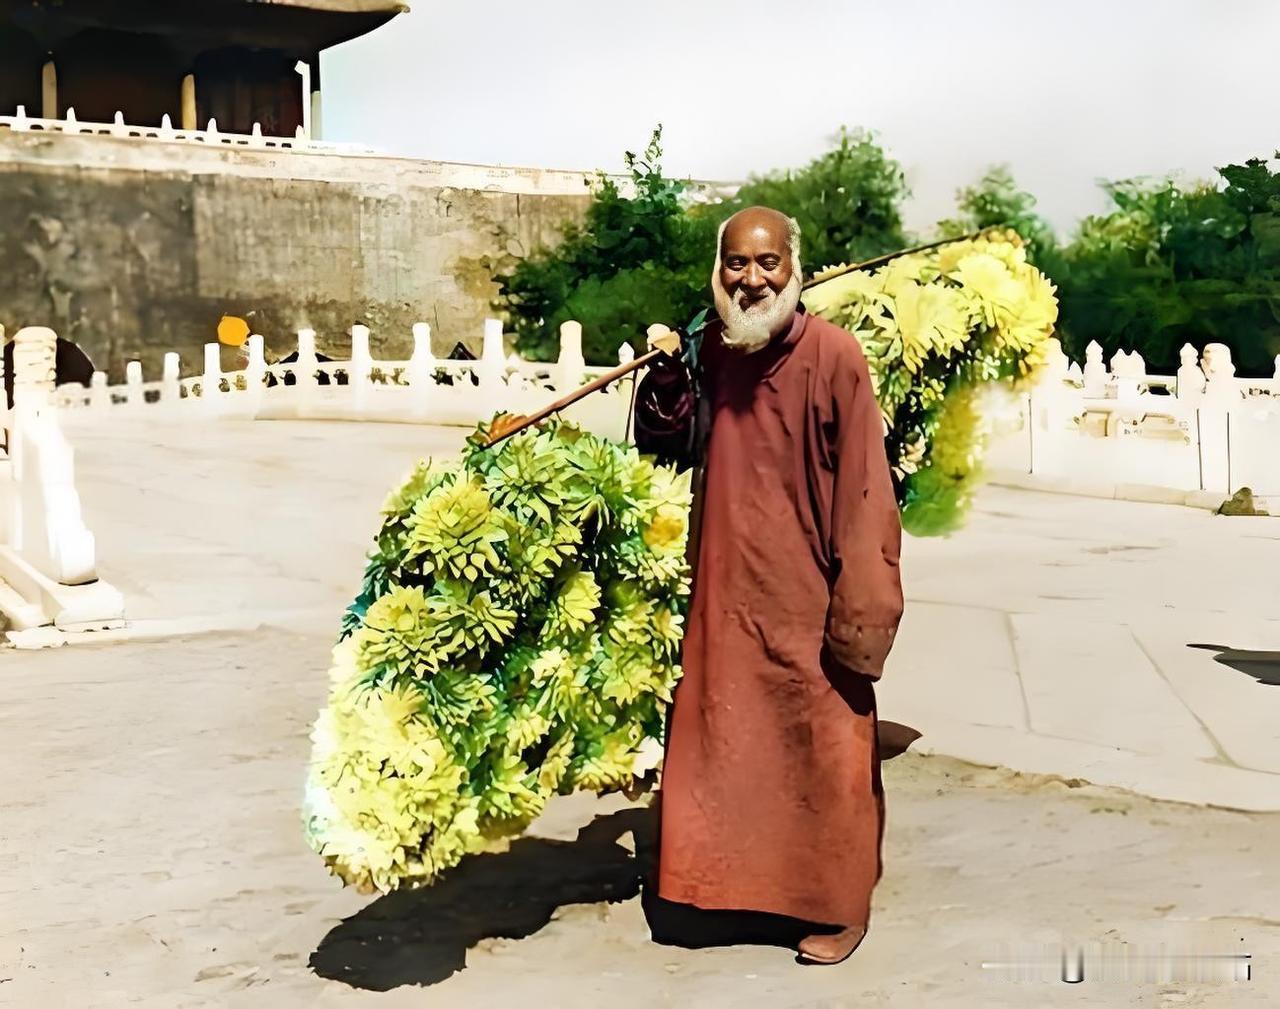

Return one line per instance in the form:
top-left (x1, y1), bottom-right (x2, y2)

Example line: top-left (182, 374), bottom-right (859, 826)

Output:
top-left (321, 0), bottom-right (1280, 238)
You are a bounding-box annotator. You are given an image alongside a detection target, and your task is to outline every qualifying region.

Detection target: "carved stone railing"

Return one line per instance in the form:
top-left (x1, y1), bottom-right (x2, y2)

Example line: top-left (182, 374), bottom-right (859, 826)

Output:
top-left (51, 319), bottom-right (639, 443)
top-left (0, 105), bottom-right (375, 155)
top-left (986, 339), bottom-right (1280, 498)
top-left (0, 326), bottom-right (124, 635)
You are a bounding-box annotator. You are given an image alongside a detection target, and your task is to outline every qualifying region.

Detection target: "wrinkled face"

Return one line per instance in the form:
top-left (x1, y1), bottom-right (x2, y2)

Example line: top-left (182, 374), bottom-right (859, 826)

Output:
top-left (719, 217), bottom-right (795, 313)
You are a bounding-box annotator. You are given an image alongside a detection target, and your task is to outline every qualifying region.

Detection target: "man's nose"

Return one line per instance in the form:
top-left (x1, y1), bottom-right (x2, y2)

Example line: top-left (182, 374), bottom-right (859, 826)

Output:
top-left (742, 264), bottom-right (766, 290)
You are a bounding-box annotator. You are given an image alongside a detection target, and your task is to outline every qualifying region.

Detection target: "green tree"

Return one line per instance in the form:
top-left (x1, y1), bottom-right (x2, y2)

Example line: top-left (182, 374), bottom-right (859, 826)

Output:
top-left (937, 164), bottom-right (1056, 265)
top-left (1054, 158), bottom-right (1280, 374)
top-left (492, 127), bottom-right (911, 365)
top-left (493, 127), bottom-right (715, 364)
top-left (726, 127), bottom-right (909, 273)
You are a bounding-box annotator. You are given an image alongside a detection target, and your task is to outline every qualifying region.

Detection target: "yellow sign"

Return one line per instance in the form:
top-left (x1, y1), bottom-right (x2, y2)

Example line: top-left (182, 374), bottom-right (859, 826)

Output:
top-left (217, 315), bottom-right (250, 347)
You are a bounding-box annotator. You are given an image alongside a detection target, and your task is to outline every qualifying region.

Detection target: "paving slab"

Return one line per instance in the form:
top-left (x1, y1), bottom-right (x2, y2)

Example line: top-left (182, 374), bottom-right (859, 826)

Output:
top-left (57, 415), bottom-right (468, 632)
top-left (1008, 614), bottom-right (1218, 759)
top-left (878, 601), bottom-right (1026, 733)
top-left (1129, 612), bottom-right (1280, 776)
top-left (906, 720), bottom-right (1280, 813)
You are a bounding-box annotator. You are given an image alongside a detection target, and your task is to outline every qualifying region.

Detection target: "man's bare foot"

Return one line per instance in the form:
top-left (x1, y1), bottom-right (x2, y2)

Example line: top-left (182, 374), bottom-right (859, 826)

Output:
top-left (797, 924), bottom-right (867, 965)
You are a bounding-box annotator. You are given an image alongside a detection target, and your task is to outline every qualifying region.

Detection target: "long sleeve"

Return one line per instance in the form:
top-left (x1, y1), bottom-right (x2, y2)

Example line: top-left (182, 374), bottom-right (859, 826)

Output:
top-left (822, 344), bottom-right (904, 681)
top-left (633, 353), bottom-right (698, 470)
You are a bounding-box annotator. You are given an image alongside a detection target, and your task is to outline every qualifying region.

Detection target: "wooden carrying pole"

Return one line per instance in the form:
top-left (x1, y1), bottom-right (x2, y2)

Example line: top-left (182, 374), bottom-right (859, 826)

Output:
top-left (483, 327), bottom-right (680, 447)
top-left (482, 228), bottom-right (997, 448)
top-left (800, 228), bottom-right (992, 290)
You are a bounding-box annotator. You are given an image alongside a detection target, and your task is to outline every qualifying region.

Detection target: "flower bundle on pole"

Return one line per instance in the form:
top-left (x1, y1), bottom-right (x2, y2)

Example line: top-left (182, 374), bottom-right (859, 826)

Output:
top-left (805, 228), bottom-right (1060, 534)
top-left (304, 422), bottom-right (691, 893)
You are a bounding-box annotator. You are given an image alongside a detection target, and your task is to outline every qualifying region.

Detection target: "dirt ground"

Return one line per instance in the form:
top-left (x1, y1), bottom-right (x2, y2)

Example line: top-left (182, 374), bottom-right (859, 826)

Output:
top-left (2, 628), bottom-right (1276, 1009)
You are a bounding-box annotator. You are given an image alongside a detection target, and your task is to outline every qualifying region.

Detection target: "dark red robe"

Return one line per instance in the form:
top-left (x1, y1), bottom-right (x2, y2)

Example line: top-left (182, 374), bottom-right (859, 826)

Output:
top-left (635, 308), bottom-right (904, 928)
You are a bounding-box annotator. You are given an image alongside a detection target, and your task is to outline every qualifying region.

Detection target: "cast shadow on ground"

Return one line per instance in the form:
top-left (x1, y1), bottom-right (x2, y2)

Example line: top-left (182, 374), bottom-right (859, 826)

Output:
top-left (310, 805), bottom-right (651, 990)
top-left (1187, 644), bottom-right (1280, 686)
top-left (311, 718), bottom-right (924, 990)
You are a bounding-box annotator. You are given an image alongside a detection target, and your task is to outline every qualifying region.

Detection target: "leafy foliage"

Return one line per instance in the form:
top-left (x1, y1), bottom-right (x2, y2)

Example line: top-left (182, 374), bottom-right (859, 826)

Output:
top-left (493, 127), bottom-right (909, 365)
top-left (937, 165), bottom-right (1056, 266)
top-left (727, 127), bottom-right (909, 277)
top-left (807, 230), bottom-right (1059, 534)
top-left (1052, 157), bottom-right (1280, 374)
top-left (493, 128), bottom-right (717, 366)
top-left (305, 423), bottom-right (691, 892)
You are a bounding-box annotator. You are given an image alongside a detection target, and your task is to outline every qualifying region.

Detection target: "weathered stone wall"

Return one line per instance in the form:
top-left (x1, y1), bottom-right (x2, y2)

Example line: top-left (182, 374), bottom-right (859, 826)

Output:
top-left (0, 131), bottom-right (600, 378)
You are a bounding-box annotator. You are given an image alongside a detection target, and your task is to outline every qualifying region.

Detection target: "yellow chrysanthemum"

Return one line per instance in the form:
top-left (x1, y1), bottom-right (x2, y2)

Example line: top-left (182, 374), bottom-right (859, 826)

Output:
top-left (996, 267), bottom-right (1059, 351)
top-left (803, 267), bottom-right (886, 319)
top-left (642, 503), bottom-right (688, 554)
top-left (877, 254), bottom-right (927, 298)
top-left (884, 280), bottom-right (971, 372)
top-left (948, 252), bottom-right (1025, 329)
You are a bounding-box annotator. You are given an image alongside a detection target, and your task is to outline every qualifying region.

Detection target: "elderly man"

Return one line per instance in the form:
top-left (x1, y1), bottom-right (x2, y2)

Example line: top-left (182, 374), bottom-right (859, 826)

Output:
top-left (634, 206), bottom-right (904, 964)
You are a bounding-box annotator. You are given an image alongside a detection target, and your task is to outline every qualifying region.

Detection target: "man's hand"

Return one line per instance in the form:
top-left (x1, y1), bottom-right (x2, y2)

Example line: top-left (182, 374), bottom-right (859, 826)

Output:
top-left (482, 412), bottom-right (531, 446)
top-left (646, 324), bottom-right (681, 357)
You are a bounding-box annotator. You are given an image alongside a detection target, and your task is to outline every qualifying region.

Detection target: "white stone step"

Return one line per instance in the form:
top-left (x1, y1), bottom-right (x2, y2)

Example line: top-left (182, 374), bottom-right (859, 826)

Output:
top-left (0, 575), bottom-right (47, 631)
top-left (0, 546), bottom-right (124, 630)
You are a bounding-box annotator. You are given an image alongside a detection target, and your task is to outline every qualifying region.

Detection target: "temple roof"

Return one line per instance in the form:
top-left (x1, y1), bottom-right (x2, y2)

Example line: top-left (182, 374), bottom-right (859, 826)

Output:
top-left (2, 0), bottom-right (409, 56)
top-left (258, 0), bottom-right (408, 11)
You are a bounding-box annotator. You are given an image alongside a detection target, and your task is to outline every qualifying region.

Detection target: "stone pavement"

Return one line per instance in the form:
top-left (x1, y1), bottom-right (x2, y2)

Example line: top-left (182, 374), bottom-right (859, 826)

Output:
top-left (44, 414), bottom-right (1280, 812)
top-left (48, 417), bottom-right (472, 639)
top-left (881, 484), bottom-right (1280, 811)
top-left (3, 415), bottom-right (1278, 1007)
top-left (3, 631), bottom-right (1276, 1009)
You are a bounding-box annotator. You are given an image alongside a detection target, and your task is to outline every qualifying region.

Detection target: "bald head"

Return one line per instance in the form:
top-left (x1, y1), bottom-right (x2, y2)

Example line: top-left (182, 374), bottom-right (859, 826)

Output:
top-left (720, 207), bottom-right (800, 267)
top-left (712, 206), bottom-right (804, 352)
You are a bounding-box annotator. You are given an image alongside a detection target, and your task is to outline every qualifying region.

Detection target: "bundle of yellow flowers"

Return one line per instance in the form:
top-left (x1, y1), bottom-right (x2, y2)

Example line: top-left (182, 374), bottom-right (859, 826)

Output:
top-left (304, 422), bottom-right (691, 893)
top-left (806, 229), bottom-right (1060, 533)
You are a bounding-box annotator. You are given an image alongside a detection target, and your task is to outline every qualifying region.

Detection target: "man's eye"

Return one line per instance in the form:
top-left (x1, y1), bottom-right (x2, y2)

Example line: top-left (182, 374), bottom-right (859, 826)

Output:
top-left (762, 259), bottom-right (780, 270)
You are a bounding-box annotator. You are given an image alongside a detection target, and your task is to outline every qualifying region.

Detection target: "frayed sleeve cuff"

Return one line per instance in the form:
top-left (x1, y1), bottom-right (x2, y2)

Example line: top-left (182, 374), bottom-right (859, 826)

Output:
top-left (825, 623), bottom-right (898, 681)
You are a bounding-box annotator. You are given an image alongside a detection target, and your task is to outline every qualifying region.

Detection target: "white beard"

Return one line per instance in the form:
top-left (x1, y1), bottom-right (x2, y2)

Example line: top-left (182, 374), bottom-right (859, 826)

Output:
top-left (713, 272), bottom-right (802, 353)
